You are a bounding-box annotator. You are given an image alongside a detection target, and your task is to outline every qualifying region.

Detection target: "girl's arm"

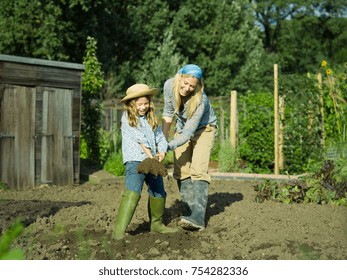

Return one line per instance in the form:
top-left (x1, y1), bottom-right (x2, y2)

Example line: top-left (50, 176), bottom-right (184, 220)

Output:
top-left (140, 143), bottom-right (153, 159)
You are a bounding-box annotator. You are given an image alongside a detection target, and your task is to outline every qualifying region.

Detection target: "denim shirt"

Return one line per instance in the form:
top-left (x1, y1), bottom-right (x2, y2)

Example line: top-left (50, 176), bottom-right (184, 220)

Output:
top-left (162, 77), bottom-right (217, 150)
top-left (121, 112), bottom-right (168, 164)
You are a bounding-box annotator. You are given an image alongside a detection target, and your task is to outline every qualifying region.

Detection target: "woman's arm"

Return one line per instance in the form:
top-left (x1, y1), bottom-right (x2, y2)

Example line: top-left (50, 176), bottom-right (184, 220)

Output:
top-left (162, 116), bottom-right (173, 140)
top-left (168, 100), bottom-right (206, 150)
top-left (162, 78), bottom-right (175, 140)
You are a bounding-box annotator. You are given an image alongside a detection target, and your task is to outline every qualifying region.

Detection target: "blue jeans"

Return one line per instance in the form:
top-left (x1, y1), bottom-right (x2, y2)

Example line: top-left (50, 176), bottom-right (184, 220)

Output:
top-left (125, 161), bottom-right (166, 198)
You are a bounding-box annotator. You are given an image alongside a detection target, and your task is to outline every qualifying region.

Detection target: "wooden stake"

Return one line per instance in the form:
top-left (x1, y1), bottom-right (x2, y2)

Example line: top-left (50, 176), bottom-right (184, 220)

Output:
top-left (230, 90), bottom-right (238, 148)
top-left (317, 73), bottom-right (325, 148)
top-left (279, 96), bottom-right (284, 170)
top-left (219, 96), bottom-right (225, 141)
top-left (274, 64), bottom-right (279, 175)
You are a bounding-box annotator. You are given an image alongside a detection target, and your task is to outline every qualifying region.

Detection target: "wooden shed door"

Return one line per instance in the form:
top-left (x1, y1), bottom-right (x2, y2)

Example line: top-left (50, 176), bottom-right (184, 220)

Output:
top-left (0, 85), bottom-right (35, 189)
top-left (41, 88), bottom-right (74, 186)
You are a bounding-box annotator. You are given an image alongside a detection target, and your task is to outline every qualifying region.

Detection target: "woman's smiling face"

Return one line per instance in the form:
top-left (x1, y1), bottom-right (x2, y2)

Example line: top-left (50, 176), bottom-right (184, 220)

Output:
top-left (179, 75), bottom-right (199, 97)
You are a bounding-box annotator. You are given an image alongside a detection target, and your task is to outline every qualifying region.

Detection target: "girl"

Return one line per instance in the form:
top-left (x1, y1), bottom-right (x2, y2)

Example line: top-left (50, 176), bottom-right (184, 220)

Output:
top-left (113, 83), bottom-right (178, 240)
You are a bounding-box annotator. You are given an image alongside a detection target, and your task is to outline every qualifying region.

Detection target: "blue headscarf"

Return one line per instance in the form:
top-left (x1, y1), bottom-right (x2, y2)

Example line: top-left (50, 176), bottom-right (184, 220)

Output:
top-left (178, 64), bottom-right (203, 80)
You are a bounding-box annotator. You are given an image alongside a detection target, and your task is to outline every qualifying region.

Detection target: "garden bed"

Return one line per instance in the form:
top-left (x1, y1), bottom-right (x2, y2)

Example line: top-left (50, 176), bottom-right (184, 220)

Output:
top-left (0, 175), bottom-right (346, 260)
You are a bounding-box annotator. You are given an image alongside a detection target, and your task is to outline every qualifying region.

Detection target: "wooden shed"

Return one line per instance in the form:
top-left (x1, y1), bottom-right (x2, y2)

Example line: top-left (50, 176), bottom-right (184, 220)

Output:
top-left (0, 54), bottom-right (84, 189)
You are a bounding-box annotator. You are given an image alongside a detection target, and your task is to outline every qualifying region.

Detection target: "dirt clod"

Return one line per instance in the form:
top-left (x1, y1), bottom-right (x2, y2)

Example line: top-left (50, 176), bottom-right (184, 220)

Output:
top-left (137, 158), bottom-right (168, 177)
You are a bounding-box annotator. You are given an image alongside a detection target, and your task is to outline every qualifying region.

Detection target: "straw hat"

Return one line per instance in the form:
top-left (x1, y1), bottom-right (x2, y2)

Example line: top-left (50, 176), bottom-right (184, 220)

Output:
top-left (121, 84), bottom-right (158, 102)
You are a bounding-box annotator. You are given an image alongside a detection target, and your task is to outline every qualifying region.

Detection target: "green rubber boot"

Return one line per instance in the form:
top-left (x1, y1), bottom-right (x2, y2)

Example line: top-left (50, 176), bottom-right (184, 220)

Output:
top-left (112, 190), bottom-right (141, 240)
top-left (149, 196), bottom-right (179, 234)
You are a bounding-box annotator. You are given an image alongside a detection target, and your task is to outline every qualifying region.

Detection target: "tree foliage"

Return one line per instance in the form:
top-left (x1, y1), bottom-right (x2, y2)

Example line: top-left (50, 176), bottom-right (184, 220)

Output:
top-left (81, 36), bottom-right (106, 163)
top-left (0, 0), bottom-right (72, 60)
top-left (1, 0), bottom-right (346, 171)
top-left (253, 0), bottom-right (347, 74)
top-left (170, 0), bottom-right (267, 94)
top-left (0, 0), bottom-right (345, 95)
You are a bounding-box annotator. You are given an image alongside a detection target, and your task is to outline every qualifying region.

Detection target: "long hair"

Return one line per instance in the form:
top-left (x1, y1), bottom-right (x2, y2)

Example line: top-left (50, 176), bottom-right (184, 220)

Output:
top-left (123, 96), bottom-right (158, 130)
top-left (172, 73), bottom-right (204, 118)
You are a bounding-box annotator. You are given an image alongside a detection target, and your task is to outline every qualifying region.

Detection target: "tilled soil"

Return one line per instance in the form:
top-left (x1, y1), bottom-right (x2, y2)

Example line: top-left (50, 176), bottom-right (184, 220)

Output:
top-left (0, 176), bottom-right (346, 260)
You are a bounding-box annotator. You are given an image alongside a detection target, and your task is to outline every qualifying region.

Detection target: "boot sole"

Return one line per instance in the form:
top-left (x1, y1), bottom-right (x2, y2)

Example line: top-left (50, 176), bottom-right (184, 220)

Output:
top-left (178, 218), bottom-right (205, 231)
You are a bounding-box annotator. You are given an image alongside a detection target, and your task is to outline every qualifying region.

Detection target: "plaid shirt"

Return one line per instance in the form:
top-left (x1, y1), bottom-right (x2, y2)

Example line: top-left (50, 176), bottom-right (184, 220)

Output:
top-left (121, 112), bottom-right (167, 164)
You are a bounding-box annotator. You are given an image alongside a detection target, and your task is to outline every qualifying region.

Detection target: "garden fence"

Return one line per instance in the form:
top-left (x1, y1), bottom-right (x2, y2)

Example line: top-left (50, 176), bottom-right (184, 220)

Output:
top-left (100, 69), bottom-right (345, 174)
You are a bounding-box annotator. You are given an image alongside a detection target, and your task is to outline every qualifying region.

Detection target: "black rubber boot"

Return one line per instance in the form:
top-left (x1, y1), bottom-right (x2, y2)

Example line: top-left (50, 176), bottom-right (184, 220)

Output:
top-left (177, 178), bottom-right (194, 216)
top-left (178, 180), bottom-right (209, 231)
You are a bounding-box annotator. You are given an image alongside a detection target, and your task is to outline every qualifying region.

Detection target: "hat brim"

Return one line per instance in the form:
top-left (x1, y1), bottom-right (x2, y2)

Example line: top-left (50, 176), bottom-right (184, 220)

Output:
top-left (120, 88), bottom-right (158, 103)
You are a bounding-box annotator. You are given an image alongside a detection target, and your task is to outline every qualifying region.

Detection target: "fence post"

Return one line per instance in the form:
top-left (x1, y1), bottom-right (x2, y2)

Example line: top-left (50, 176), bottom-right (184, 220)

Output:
top-left (274, 64), bottom-right (279, 175)
top-left (230, 90), bottom-right (238, 148)
top-left (317, 73), bottom-right (325, 148)
top-left (219, 96), bottom-right (225, 141)
top-left (279, 96), bottom-right (284, 170)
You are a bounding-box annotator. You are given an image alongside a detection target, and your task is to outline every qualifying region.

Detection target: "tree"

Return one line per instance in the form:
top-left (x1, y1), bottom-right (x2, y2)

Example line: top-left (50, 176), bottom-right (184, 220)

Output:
top-left (100, 0), bottom-right (179, 98)
top-left (170, 0), bottom-right (268, 94)
top-left (0, 0), bottom-right (72, 60)
top-left (253, 0), bottom-right (347, 73)
top-left (276, 15), bottom-right (347, 73)
top-left (134, 28), bottom-right (187, 91)
top-left (253, 0), bottom-right (309, 53)
top-left (81, 37), bottom-right (106, 163)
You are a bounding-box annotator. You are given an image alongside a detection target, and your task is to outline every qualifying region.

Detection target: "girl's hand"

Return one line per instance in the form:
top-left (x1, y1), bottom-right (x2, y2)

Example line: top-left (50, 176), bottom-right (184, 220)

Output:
top-left (156, 152), bottom-right (166, 162)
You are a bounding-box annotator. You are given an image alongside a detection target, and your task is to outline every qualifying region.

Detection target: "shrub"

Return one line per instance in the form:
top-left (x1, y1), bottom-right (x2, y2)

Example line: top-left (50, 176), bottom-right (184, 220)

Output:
top-left (218, 141), bottom-right (240, 172)
top-left (0, 219), bottom-right (25, 260)
top-left (103, 151), bottom-right (125, 176)
top-left (254, 159), bottom-right (347, 206)
top-left (238, 91), bottom-right (274, 173)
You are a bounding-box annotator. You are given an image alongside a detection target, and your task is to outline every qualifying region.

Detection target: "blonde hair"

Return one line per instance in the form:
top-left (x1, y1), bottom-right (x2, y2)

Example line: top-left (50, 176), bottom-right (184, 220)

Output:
top-left (123, 96), bottom-right (158, 130)
top-left (172, 73), bottom-right (204, 118)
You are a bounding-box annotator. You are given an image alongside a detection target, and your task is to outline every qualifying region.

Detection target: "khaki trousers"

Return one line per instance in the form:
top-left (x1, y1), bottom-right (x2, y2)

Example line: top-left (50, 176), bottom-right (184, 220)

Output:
top-left (173, 125), bottom-right (216, 183)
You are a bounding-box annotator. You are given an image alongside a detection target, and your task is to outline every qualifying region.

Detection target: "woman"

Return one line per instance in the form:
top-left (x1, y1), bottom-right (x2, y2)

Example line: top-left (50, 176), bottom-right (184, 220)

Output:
top-left (113, 83), bottom-right (177, 240)
top-left (162, 64), bottom-right (217, 231)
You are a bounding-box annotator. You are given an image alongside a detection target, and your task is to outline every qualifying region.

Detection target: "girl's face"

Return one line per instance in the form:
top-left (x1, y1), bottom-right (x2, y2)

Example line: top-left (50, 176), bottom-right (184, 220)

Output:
top-left (179, 75), bottom-right (199, 97)
top-left (135, 96), bottom-right (150, 116)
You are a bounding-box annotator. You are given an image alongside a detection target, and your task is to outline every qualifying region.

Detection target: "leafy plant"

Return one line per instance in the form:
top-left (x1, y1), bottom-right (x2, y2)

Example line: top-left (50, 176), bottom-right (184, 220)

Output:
top-left (238, 91), bottom-right (274, 173)
top-left (254, 160), bottom-right (347, 206)
top-left (279, 73), bottom-right (323, 174)
top-left (0, 219), bottom-right (25, 260)
top-left (81, 36), bottom-right (106, 164)
top-left (0, 181), bottom-right (8, 190)
top-left (320, 60), bottom-right (347, 143)
top-left (99, 129), bottom-right (116, 165)
top-left (163, 151), bottom-right (174, 167)
top-left (218, 141), bottom-right (240, 172)
top-left (103, 151), bottom-right (125, 176)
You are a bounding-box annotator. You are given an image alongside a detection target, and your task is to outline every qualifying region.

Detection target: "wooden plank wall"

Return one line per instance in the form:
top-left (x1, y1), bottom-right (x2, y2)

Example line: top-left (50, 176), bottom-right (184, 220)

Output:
top-left (0, 56), bottom-right (83, 189)
top-left (0, 85), bottom-right (35, 189)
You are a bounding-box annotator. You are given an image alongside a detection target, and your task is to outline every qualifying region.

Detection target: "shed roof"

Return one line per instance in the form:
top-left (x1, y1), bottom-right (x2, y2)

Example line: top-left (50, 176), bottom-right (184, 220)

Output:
top-left (0, 54), bottom-right (85, 71)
